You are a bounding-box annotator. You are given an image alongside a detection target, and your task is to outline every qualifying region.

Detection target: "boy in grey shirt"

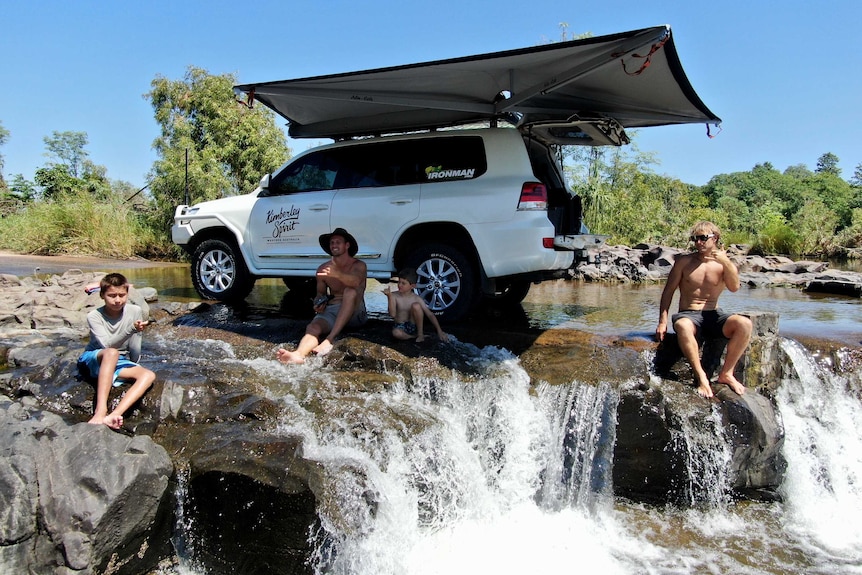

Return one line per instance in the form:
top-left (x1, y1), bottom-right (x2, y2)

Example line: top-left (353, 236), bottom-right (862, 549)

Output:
top-left (78, 273), bottom-right (155, 429)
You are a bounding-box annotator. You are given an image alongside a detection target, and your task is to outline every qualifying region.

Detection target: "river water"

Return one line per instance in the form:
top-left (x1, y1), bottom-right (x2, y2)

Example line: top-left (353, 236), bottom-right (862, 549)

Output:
top-left (3, 258), bottom-right (862, 574)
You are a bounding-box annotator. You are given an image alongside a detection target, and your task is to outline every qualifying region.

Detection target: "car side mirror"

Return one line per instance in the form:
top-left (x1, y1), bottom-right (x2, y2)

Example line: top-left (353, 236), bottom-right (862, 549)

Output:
top-left (257, 174), bottom-right (272, 196)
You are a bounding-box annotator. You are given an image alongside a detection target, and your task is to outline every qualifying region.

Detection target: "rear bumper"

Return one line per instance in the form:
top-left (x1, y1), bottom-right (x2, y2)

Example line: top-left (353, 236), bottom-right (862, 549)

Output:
top-left (554, 234), bottom-right (609, 250)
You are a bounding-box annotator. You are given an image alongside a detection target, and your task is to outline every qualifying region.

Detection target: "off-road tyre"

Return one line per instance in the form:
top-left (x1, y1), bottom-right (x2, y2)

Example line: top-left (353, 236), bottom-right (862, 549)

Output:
top-left (405, 243), bottom-right (477, 322)
top-left (191, 239), bottom-right (256, 301)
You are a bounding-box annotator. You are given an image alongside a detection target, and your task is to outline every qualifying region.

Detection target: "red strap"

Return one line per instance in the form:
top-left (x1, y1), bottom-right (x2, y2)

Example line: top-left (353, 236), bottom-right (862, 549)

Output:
top-left (706, 123), bottom-right (722, 139)
top-left (237, 88), bottom-right (255, 109)
top-left (618, 36), bottom-right (670, 76)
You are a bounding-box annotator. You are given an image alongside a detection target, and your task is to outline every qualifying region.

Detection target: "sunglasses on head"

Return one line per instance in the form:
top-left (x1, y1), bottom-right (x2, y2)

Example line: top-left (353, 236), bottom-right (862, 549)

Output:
top-left (690, 234), bottom-right (715, 242)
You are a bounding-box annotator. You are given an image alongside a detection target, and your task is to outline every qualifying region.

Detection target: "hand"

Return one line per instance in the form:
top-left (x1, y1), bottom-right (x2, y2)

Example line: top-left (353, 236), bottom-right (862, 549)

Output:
top-left (134, 320), bottom-right (150, 332)
top-left (316, 264), bottom-right (336, 279)
top-left (655, 322), bottom-right (667, 342)
top-left (383, 286), bottom-right (391, 296)
top-left (312, 295), bottom-right (329, 312)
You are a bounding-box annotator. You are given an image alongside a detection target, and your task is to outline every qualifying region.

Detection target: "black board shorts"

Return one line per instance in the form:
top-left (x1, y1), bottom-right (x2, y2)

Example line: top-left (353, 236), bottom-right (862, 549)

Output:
top-left (671, 309), bottom-right (733, 339)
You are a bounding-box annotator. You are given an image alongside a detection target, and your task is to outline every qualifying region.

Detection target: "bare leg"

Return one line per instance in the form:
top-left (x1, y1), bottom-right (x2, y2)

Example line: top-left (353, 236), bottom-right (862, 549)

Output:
top-left (673, 318), bottom-right (713, 398)
top-left (411, 302), bottom-right (425, 343)
top-left (277, 318), bottom-right (330, 364)
top-left (716, 314), bottom-right (752, 395)
top-left (89, 348), bottom-right (121, 427)
top-left (392, 326), bottom-right (415, 340)
top-left (313, 288), bottom-right (358, 355)
top-left (104, 365), bottom-right (156, 428)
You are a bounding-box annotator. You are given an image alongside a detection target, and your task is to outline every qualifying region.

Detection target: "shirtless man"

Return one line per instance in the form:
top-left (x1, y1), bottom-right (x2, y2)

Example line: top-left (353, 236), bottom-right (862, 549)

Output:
top-left (656, 221), bottom-right (752, 398)
top-left (277, 228), bottom-right (367, 364)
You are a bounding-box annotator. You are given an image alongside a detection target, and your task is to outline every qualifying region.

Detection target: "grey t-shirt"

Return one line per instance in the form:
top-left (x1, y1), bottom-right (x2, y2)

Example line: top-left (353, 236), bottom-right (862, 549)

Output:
top-left (84, 303), bottom-right (143, 362)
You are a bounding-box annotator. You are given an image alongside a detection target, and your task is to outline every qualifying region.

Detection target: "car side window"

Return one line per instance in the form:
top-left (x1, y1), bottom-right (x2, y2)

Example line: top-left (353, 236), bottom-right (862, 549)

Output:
top-left (270, 151), bottom-right (339, 195)
top-left (333, 141), bottom-right (419, 188)
top-left (418, 136), bottom-right (487, 183)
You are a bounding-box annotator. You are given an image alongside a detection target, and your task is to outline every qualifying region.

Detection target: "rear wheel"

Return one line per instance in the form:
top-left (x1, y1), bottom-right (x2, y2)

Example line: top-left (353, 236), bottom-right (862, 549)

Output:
top-left (405, 243), bottom-right (476, 322)
top-left (191, 239), bottom-right (255, 301)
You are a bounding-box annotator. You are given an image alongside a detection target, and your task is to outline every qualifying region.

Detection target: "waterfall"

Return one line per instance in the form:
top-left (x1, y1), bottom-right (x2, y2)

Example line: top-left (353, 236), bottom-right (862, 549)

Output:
top-left (270, 345), bottom-right (630, 575)
top-left (534, 379), bottom-right (618, 512)
top-left (162, 338), bottom-right (862, 575)
top-left (777, 339), bottom-right (862, 570)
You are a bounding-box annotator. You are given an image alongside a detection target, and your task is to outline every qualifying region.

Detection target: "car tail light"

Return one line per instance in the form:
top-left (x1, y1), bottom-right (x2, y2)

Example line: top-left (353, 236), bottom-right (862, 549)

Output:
top-left (542, 237), bottom-right (555, 249)
top-left (517, 182), bottom-right (547, 211)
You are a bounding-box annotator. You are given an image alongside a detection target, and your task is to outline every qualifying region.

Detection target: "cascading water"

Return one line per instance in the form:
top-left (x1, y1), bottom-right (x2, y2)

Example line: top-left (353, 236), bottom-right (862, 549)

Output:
top-left (776, 339), bottom-right (862, 572)
top-left (163, 336), bottom-right (862, 575)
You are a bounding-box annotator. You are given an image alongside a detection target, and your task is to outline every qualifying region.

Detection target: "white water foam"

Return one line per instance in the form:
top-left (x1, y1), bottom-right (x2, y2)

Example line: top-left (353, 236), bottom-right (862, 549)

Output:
top-left (777, 339), bottom-right (862, 571)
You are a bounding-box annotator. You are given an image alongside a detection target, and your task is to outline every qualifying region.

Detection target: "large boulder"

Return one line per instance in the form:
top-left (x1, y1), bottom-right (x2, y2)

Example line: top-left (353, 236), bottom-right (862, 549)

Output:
top-left (0, 396), bottom-right (173, 574)
top-left (615, 312), bottom-right (787, 503)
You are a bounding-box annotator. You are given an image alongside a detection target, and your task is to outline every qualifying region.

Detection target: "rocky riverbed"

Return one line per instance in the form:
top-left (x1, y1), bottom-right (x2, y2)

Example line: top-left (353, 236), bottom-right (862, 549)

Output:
top-left (1, 250), bottom-right (861, 574)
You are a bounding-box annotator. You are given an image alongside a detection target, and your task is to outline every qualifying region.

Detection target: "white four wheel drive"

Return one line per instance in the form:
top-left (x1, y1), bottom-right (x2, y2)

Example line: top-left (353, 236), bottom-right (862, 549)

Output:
top-left (172, 128), bottom-right (602, 320)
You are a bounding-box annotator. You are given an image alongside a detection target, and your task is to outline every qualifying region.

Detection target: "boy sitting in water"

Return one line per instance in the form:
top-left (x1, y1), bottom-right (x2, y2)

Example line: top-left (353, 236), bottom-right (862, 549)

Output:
top-left (383, 268), bottom-right (449, 344)
top-left (78, 273), bottom-right (155, 430)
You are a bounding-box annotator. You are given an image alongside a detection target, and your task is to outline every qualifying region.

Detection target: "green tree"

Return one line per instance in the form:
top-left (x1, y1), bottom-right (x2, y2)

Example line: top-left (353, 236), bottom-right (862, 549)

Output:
top-left (806, 171), bottom-right (855, 229)
top-left (146, 66), bottom-right (290, 238)
top-left (815, 152), bottom-right (841, 177)
top-left (0, 121), bottom-right (9, 186)
top-left (850, 162), bottom-right (862, 188)
top-left (44, 131), bottom-right (89, 178)
top-left (792, 198), bottom-right (838, 255)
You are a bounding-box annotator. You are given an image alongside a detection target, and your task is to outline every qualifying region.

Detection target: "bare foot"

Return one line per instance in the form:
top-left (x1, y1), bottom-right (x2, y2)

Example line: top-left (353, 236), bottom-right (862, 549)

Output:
top-left (276, 348), bottom-right (305, 365)
top-left (88, 414), bottom-right (123, 430)
top-left (415, 336), bottom-right (425, 343)
top-left (695, 377), bottom-right (714, 398)
top-left (717, 375), bottom-right (746, 395)
top-left (312, 339), bottom-right (334, 356)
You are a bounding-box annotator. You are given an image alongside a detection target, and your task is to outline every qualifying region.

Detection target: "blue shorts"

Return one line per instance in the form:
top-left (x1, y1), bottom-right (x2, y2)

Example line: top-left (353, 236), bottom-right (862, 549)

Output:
top-left (393, 321), bottom-right (417, 336)
top-left (77, 350), bottom-right (140, 387)
top-left (671, 309), bottom-right (733, 340)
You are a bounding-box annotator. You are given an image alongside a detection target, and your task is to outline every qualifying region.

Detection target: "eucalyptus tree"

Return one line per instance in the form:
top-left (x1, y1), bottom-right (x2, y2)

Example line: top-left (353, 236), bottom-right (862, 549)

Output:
top-left (146, 66), bottom-right (290, 237)
top-left (43, 131), bottom-right (89, 178)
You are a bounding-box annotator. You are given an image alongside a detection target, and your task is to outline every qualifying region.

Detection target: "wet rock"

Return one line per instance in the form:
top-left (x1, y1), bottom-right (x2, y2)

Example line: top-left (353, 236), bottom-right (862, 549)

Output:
top-left (0, 395), bottom-right (173, 574)
top-left (0, 260), bottom-right (857, 571)
top-left (618, 312), bottom-right (787, 502)
top-left (714, 388), bottom-right (786, 500)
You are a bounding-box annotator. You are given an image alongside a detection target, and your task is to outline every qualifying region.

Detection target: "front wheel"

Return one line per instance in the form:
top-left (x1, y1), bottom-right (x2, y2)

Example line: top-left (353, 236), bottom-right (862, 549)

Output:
top-left (191, 239), bottom-right (256, 301)
top-left (405, 243), bottom-right (476, 322)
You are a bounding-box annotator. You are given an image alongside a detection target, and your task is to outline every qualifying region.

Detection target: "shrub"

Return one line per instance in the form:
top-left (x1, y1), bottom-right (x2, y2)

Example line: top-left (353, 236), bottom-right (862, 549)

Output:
top-left (0, 190), bottom-right (154, 258)
top-left (751, 221), bottom-right (800, 256)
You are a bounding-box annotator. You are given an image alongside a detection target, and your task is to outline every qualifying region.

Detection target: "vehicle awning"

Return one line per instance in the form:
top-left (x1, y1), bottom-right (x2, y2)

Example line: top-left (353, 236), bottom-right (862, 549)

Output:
top-left (235, 25), bottom-right (720, 146)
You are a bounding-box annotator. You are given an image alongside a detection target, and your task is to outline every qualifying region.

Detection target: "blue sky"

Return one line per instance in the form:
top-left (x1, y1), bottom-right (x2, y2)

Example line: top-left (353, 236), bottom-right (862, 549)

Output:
top-left (1, 0), bottom-right (860, 189)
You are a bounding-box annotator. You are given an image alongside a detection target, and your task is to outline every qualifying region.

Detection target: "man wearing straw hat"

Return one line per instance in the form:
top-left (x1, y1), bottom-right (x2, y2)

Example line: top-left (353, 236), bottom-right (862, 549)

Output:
top-left (277, 228), bottom-right (367, 364)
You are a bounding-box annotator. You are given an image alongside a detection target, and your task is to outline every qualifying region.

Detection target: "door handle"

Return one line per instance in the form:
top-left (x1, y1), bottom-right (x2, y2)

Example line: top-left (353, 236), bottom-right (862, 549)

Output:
top-left (390, 198), bottom-right (414, 205)
top-left (309, 204), bottom-right (329, 211)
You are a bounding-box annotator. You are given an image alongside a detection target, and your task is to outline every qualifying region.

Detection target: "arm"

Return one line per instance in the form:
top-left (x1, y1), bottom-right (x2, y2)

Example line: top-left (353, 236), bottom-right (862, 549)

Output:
top-left (714, 249), bottom-right (741, 292)
top-left (656, 260), bottom-right (683, 342)
top-left (313, 274), bottom-right (329, 313)
top-left (383, 286), bottom-right (398, 318)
